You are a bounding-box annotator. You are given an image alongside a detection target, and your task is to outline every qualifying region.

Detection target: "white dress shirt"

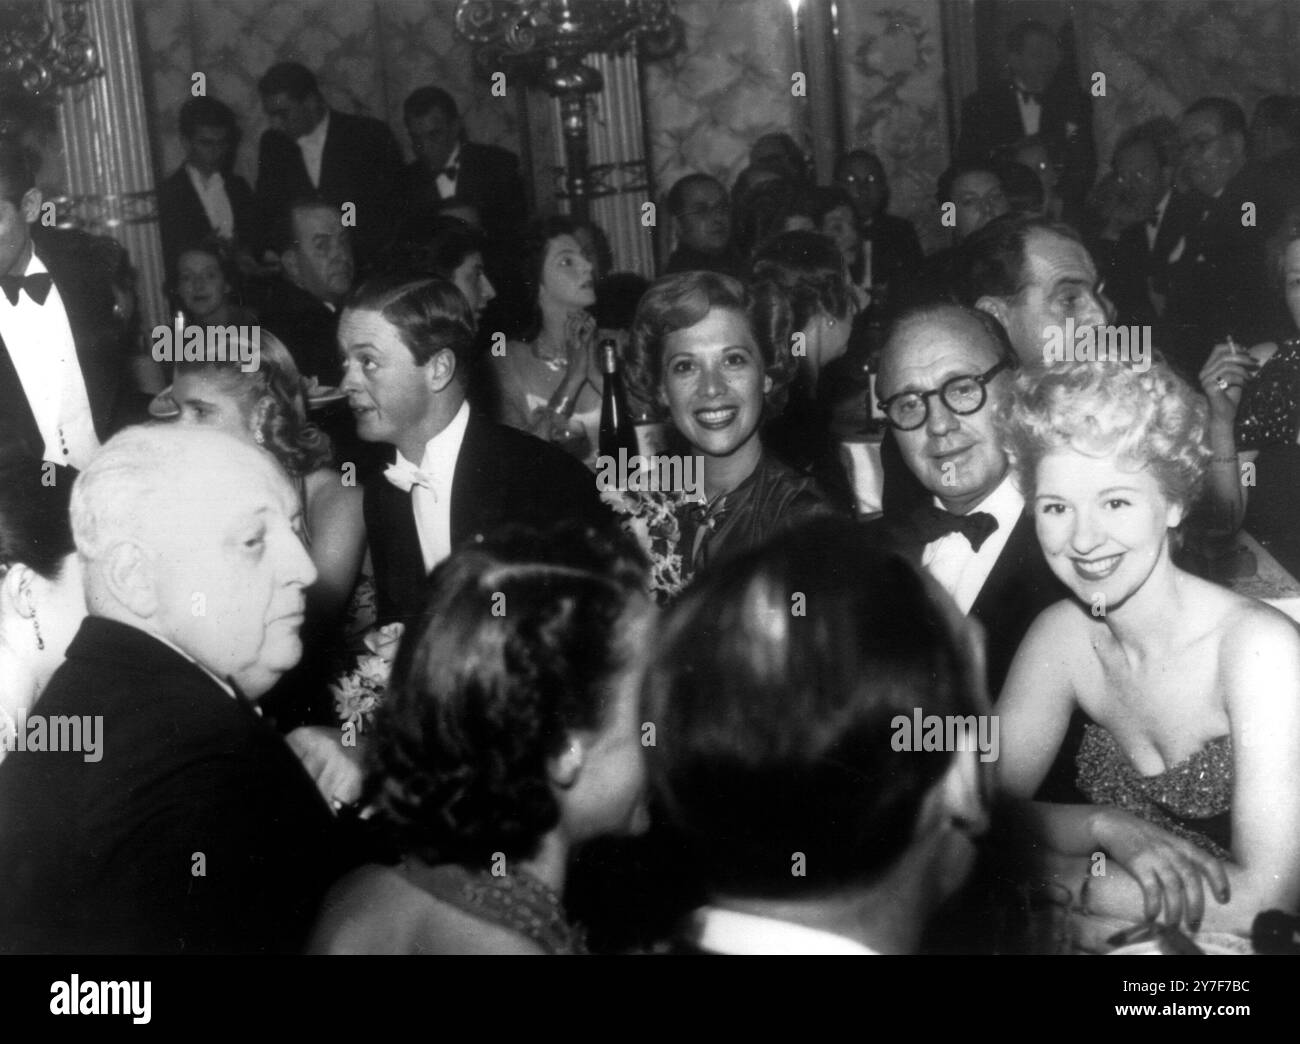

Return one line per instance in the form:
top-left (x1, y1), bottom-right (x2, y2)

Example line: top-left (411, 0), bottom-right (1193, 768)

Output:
top-left (691, 907), bottom-right (878, 955)
top-left (396, 400), bottom-right (471, 573)
top-left (921, 474), bottom-right (1025, 615)
top-left (0, 252), bottom-right (100, 469)
top-left (184, 163), bottom-right (235, 239)
top-left (437, 142), bottom-right (461, 200)
top-left (297, 109), bottom-right (331, 189)
top-left (1015, 84), bottom-right (1042, 136)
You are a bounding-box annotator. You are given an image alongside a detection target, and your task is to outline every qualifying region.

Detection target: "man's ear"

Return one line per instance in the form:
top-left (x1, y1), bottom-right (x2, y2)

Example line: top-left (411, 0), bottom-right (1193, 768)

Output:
top-left (427, 347), bottom-right (458, 393)
top-left (281, 247), bottom-right (302, 286)
top-left (101, 541), bottom-right (158, 620)
top-left (915, 746), bottom-right (989, 847)
top-left (547, 735), bottom-right (586, 791)
top-left (975, 295), bottom-right (1010, 328)
top-left (19, 187), bottom-right (42, 225)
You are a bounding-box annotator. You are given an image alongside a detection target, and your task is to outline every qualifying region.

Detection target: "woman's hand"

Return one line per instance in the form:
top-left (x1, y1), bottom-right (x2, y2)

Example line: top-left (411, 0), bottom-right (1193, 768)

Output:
top-left (565, 310), bottom-right (600, 390)
top-left (287, 725), bottom-right (367, 810)
top-left (1090, 807), bottom-right (1230, 929)
top-left (1198, 340), bottom-right (1260, 423)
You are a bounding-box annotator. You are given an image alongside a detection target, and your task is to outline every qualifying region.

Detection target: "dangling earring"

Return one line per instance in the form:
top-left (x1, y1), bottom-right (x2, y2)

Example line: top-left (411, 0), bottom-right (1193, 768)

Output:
top-left (31, 604), bottom-right (44, 651)
top-left (254, 428), bottom-right (265, 446)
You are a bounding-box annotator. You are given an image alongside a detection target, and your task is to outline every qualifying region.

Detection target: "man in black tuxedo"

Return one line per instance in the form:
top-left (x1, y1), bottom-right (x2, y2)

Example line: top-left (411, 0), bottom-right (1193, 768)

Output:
top-left (0, 426), bottom-right (350, 953)
top-left (395, 86), bottom-right (526, 241)
top-left (956, 20), bottom-right (1095, 219)
top-left (1163, 97), bottom-right (1281, 378)
top-left (663, 173), bottom-right (746, 279)
top-left (256, 62), bottom-right (404, 270)
top-left (865, 303), bottom-right (1078, 802)
top-left (0, 144), bottom-right (136, 468)
top-left (156, 96), bottom-right (258, 281)
top-left (339, 277), bottom-right (611, 627)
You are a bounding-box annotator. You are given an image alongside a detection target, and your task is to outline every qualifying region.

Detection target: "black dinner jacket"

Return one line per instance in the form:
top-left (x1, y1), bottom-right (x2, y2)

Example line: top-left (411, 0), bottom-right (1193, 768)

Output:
top-left (396, 140), bottom-right (527, 237)
top-left (956, 78), bottom-right (1096, 205)
top-left (256, 109), bottom-right (405, 266)
top-left (363, 411), bottom-right (614, 626)
top-left (863, 503), bottom-right (1068, 698)
top-left (0, 617), bottom-right (351, 954)
top-left (0, 227), bottom-right (135, 463)
top-left (156, 163), bottom-right (258, 279)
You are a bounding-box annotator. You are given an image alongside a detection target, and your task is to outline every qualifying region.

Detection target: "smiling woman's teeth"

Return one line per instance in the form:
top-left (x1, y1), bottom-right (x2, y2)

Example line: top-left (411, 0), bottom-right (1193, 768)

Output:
top-left (696, 408), bottom-right (736, 426)
top-left (1073, 553), bottom-right (1122, 580)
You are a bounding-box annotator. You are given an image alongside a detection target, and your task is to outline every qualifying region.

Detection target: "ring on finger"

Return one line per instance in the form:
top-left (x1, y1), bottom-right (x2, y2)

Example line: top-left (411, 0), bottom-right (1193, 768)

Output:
top-left (1216, 378), bottom-right (1228, 390)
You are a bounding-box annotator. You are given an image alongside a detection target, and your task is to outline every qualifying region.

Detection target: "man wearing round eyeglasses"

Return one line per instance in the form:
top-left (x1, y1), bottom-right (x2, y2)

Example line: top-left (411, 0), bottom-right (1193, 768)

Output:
top-left (869, 303), bottom-right (1069, 702)
top-left (664, 173), bottom-right (744, 279)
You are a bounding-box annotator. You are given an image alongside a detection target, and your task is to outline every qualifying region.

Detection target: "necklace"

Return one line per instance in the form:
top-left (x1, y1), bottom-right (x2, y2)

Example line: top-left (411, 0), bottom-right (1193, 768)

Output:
top-left (531, 332), bottom-right (569, 372)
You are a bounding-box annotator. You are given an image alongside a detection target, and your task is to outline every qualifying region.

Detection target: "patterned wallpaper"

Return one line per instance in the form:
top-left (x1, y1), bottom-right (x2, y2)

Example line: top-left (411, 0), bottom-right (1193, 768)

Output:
top-left (1078, 1), bottom-right (1300, 170)
top-left (838, 0), bottom-right (950, 255)
top-left (135, 0), bottom-right (523, 185)
top-left (642, 0), bottom-right (801, 197)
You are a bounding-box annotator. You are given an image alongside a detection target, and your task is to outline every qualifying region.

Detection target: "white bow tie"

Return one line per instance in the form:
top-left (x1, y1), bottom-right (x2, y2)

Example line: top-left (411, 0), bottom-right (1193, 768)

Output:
top-left (384, 460), bottom-right (435, 496)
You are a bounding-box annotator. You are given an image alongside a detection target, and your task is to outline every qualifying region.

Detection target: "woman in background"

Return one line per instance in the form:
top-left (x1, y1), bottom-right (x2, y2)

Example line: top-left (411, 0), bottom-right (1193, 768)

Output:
top-left (309, 525), bottom-right (652, 954)
top-left (173, 238), bottom-right (257, 328)
top-left (490, 218), bottom-right (603, 465)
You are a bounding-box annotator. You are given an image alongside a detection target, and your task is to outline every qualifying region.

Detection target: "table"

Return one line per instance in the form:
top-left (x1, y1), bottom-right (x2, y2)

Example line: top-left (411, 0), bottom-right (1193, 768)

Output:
top-left (1229, 531), bottom-right (1300, 624)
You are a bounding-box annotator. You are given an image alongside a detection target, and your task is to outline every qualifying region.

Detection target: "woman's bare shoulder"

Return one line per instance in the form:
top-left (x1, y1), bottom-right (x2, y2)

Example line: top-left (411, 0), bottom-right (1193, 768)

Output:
top-left (307, 863), bottom-right (546, 955)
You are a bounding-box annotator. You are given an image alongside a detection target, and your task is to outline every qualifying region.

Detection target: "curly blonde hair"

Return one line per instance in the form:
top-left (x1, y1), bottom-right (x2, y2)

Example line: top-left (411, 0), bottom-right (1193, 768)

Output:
top-left (998, 358), bottom-right (1210, 509)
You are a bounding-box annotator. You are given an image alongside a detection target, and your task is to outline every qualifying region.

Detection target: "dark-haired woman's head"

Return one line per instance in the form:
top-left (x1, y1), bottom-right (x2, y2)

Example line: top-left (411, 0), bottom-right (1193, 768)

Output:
top-left (645, 517), bottom-right (989, 910)
top-left (0, 458), bottom-right (84, 712)
top-left (173, 238), bottom-right (239, 321)
top-left (173, 329), bottom-right (332, 476)
top-left (368, 524), bottom-right (652, 866)
top-left (515, 217), bottom-right (596, 340)
top-left (626, 270), bottom-right (795, 455)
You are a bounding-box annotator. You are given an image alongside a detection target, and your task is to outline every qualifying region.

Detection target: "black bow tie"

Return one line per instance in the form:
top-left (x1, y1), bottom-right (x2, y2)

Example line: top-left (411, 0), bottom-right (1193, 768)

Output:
top-left (1017, 88), bottom-right (1043, 105)
top-left (911, 504), bottom-right (999, 552)
top-left (438, 164), bottom-right (459, 179)
top-left (0, 272), bottom-right (53, 306)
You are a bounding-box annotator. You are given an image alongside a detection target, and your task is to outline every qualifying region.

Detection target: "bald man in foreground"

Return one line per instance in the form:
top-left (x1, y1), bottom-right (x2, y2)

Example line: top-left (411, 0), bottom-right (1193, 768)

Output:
top-left (0, 426), bottom-right (351, 953)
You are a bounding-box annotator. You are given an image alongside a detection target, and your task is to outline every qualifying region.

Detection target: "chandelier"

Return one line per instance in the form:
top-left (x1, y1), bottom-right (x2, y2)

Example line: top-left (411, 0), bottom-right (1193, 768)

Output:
top-left (0, 0), bottom-right (102, 98)
top-left (454, 1), bottom-right (682, 220)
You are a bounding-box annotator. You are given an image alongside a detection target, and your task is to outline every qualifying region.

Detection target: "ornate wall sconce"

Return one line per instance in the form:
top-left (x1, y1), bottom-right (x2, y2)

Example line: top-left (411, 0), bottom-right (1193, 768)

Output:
top-left (455, 0), bottom-right (683, 222)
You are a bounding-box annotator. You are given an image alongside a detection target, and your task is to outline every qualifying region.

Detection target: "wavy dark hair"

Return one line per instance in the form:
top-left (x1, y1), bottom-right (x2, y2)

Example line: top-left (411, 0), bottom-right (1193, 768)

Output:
top-left (0, 455), bottom-right (75, 580)
top-left (344, 274), bottom-right (476, 373)
top-left (624, 270), bottom-right (795, 423)
top-left (173, 329), bottom-right (332, 476)
top-left (366, 524), bottom-right (649, 867)
top-left (513, 215), bottom-right (588, 341)
top-left (751, 229), bottom-right (853, 332)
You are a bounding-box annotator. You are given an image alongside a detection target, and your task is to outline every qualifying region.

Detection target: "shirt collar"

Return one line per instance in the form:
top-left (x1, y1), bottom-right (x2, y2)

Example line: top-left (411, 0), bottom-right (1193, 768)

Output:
top-left (141, 630), bottom-right (238, 700)
top-left (185, 162), bottom-right (224, 189)
top-left (933, 471), bottom-right (1024, 529)
top-left (395, 399), bottom-right (471, 486)
top-left (297, 108), bottom-right (330, 150)
top-left (692, 907), bottom-right (878, 955)
top-left (442, 143), bottom-right (461, 170)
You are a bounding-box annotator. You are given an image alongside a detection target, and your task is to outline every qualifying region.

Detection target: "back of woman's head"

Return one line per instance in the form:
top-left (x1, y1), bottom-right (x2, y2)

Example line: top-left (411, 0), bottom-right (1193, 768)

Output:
top-left (0, 455), bottom-right (75, 581)
top-left (369, 524), bottom-right (648, 866)
top-left (644, 517), bottom-right (983, 900)
top-left (751, 229), bottom-right (853, 331)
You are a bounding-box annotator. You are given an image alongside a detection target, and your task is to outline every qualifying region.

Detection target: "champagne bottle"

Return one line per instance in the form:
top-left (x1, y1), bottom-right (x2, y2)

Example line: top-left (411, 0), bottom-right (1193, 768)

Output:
top-left (598, 338), bottom-right (638, 459)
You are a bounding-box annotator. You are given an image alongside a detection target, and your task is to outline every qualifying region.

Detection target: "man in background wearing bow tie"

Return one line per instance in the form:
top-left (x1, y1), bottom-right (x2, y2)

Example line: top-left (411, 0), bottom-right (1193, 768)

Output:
top-left (866, 305), bottom-right (1070, 732)
top-left (956, 19), bottom-right (1095, 224)
top-left (396, 86), bottom-right (526, 241)
top-left (0, 143), bottom-right (135, 469)
top-left (341, 276), bottom-right (610, 628)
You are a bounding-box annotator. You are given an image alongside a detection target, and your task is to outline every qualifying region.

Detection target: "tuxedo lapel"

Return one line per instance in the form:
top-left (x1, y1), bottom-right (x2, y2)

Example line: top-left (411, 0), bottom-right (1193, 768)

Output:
top-left (367, 468), bottom-right (428, 625)
top-left (0, 332), bottom-right (42, 457)
top-left (449, 412), bottom-right (501, 546)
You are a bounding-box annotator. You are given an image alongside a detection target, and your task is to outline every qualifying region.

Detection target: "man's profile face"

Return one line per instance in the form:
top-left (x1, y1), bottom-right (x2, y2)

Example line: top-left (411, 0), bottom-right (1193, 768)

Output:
top-left (0, 181), bottom-right (38, 278)
top-left (149, 448), bottom-right (317, 698)
top-left (184, 124), bottom-right (232, 176)
top-left (262, 91), bottom-right (322, 140)
top-left (1008, 30), bottom-right (1059, 94)
top-left (877, 313), bottom-right (1012, 514)
top-left (284, 205), bottom-right (354, 302)
top-left (1179, 108), bottom-right (1244, 198)
top-left (991, 229), bottom-right (1109, 368)
top-left (675, 179), bottom-right (730, 254)
top-left (408, 108), bottom-right (461, 173)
